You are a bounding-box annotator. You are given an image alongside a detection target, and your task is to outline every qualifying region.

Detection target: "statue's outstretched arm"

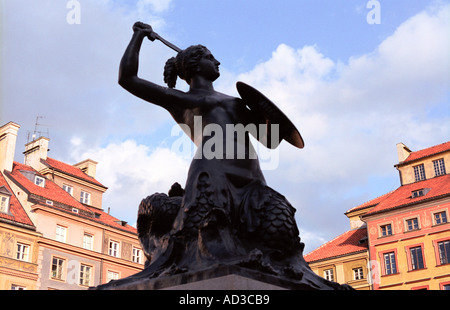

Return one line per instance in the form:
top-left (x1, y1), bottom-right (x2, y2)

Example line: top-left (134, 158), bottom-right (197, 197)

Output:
top-left (118, 22), bottom-right (185, 111)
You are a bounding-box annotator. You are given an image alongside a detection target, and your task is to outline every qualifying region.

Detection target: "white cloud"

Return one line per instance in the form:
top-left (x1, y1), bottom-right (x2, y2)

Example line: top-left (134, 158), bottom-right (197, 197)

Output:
top-left (74, 2), bottom-right (446, 248)
top-left (217, 3), bottom-right (450, 252)
top-left (332, 5), bottom-right (450, 114)
top-left (299, 229), bottom-right (329, 254)
top-left (70, 139), bottom-right (190, 224)
top-left (3, 1), bottom-right (448, 253)
top-left (137, 0), bottom-right (173, 13)
top-left (2, 0), bottom-right (175, 153)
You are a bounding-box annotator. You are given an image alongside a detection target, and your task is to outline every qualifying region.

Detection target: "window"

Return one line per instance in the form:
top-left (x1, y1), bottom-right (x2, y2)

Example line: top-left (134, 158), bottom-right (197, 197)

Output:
top-left (16, 243), bottom-right (29, 261)
top-left (384, 252), bottom-right (397, 275)
top-left (34, 176), bottom-right (45, 187)
top-left (11, 284), bottom-right (26, 290)
top-left (433, 158), bottom-right (446, 177)
top-left (413, 164), bottom-right (426, 182)
top-left (0, 195), bottom-right (10, 213)
top-left (83, 233), bottom-right (93, 250)
top-left (79, 264), bottom-right (92, 286)
top-left (380, 224), bottom-right (392, 237)
top-left (353, 267), bottom-right (364, 280)
top-left (62, 184), bottom-right (73, 196)
top-left (434, 211), bottom-right (448, 225)
top-left (55, 225), bottom-right (67, 243)
top-left (410, 246), bottom-right (425, 270)
top-left (406, 218), bottom-right (419, 231)
top-left (132, 247), bottom-right (142, 264)
top-left (323, 269), bottom-right (334, 281)
top-left (108, 240), bottom-right (119, 257)
top-left (411, 188), bottom-right (430, 198)
top-left (438, 240), bottom-right (450, 265)
top-left (51, 257), bottom-right (65, 280)
top-left (106, 270), bottom-right (119, 283)
top-left (442, 284), bottom-right (450, 290)
top-left (80, 191), bottom-right (91, 205)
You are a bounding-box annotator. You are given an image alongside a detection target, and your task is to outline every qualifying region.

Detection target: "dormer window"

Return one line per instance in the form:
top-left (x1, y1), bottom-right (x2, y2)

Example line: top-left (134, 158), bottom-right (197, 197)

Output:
top-left (413, 164), bottom-right (426, 182)
top-left (0, 195), bottom-right (10, 213)
top-left (411, 188), bottom-right (430, 198)
top-left (80, 191), bottom-right (91, 205)
top-left (433, 158), bottom-right (446, 177)
top-left (0, 186), bottom-right (12, 214)
top-left (114, 220), bottom-right (128, 227)
top-left (62, 184), bottom-right (73, 196)
top-left (34, 176), bottom-right (45, 187)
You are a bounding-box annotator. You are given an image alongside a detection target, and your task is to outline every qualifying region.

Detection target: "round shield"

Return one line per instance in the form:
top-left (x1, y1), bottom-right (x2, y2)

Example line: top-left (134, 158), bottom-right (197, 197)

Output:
top-left (236, 81), bottom-right (304, 149)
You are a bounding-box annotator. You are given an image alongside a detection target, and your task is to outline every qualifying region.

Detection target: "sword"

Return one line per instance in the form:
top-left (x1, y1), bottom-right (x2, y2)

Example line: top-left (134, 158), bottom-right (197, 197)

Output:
top-left (147, 31), bottom-right (182, 53)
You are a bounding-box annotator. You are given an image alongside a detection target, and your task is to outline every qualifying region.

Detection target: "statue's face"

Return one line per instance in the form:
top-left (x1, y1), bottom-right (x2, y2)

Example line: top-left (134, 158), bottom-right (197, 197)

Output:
top-left (196, 49), bottom-right (221, 82)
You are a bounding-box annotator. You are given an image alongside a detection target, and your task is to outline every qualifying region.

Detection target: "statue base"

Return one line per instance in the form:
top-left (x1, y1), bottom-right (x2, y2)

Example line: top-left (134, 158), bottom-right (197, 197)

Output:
top-left (91, 184), bottom-right (353, 291)
top-left (93, 264), bottom-right (340, 290)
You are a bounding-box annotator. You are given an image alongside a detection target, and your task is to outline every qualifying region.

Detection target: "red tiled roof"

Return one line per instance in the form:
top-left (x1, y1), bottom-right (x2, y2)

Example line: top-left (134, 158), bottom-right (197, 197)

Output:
top-left (400, 141), bottom-right (450, 164)
top-left (304, 228), bottom-right (368, 263)
top-left (86, 206), bottom-right (137, 234)
top-left (0, 171), bottom-right (35, 228)
top-left (345, 191), bottom-right (394, 214)
top-left (364, 174), bottom-right (450, 216)
top-left (8, 161), bottom-right (136, 234)
top-left (43, 157), bottom-right (106, 188)
top-left (9, 162), bottom-right (92, 213)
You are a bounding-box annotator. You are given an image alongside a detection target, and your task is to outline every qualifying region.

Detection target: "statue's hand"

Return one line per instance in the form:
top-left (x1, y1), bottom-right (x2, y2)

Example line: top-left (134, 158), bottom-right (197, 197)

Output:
top-left (133, 21), bottom-right (156, 41)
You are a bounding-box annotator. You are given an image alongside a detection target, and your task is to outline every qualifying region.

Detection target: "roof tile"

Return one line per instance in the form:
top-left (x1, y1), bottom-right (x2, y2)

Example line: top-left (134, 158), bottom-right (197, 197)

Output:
top-left (9, 162), bottom-right (92, 212)
top-left (86, 206), bottom-right (137, 234)
top-left (400, 141), bottom-right (450, 164)
top-left (304, 228), bottom-right (368, 263)
top-left (346, 191), bottom-right (394, 214)
top-left (8, 161), bottom-right (136, 234)
top-left (364, 174), bottom-right (450, 216)
top-left (44, 157), bottom-right (106, 188)
top-left (0, 171), bottom-right (35, 228)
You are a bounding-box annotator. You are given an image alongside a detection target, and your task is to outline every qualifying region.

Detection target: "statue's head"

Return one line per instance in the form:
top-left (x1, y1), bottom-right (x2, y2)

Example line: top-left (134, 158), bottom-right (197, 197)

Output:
top-left (164, 45), bottom-right (220, 88)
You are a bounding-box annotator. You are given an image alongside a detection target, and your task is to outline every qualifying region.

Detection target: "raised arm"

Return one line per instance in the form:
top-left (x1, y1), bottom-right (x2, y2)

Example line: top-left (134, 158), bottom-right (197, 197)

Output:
top-left (118, 22), bottom-right (184, 110)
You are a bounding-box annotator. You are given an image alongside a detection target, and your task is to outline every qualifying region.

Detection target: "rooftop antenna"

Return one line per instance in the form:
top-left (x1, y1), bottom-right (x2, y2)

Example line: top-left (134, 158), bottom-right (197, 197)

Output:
top-left (27, 116), bottom-right (50, 143)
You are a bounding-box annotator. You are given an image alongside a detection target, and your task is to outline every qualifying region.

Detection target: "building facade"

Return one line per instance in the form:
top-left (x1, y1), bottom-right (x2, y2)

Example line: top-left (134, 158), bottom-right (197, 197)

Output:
top-left (0, 121), bottom-right (144, 290)
top-left (304, 227), bottom-right (371, 290)
top-left (361, 142), bottom-right (450, 290)
top-left (305, 141), bottom-right (450, 290)
top-left (0, 171), bottom-right (41, 290)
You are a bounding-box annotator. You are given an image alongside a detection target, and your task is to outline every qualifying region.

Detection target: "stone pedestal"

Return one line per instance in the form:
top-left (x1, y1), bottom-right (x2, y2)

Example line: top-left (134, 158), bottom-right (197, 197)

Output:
top-left (95, 264), bottom-right (320, 290)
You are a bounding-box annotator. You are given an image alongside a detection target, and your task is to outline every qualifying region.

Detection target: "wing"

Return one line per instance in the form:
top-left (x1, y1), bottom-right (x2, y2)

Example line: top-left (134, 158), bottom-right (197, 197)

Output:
top-left (236, 81), bottom-right (304, 149)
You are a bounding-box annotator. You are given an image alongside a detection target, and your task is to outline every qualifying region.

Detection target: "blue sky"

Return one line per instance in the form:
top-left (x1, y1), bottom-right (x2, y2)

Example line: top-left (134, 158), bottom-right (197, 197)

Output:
top-left (1, 0), bottom-right (449, 253)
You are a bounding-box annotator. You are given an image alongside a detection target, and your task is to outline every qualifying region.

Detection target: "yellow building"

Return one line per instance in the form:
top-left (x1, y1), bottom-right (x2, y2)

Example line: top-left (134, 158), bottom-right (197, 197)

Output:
top-left (304, 226), bottom-right (371, 290)
top-left (1, 121), bottom-right (144, 290)
top-left (361, 142), bottom-right (450, 290)
top-left (306, 141), bottom-right (450, 290)
top-left (0, 122), bottom-right (41, 290)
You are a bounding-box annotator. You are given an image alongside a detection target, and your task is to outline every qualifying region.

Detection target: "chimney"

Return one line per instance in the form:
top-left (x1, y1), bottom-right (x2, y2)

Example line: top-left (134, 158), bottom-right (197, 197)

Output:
top-left (0, 122), bottom-right (21, 172)
top-left (24, 136), bottom-right (50, 172)
top-left (396, 142), bottom-right (412, 163)
top-left (74, 159), bottom-right (98, 178)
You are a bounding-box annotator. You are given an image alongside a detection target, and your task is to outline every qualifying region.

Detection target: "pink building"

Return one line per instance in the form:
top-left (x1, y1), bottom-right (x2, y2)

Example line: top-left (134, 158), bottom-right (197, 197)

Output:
top-left (305, 141), bottom-right (450, 290)
top-left (0, 121), bottom-right (144, 289)
top-left (361, 142), bottom-right (450, 290)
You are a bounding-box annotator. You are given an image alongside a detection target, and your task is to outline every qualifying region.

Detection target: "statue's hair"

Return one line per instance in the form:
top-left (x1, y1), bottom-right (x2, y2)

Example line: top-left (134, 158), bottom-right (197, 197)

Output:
top-left (163, 45), bottom-right (208, 88)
